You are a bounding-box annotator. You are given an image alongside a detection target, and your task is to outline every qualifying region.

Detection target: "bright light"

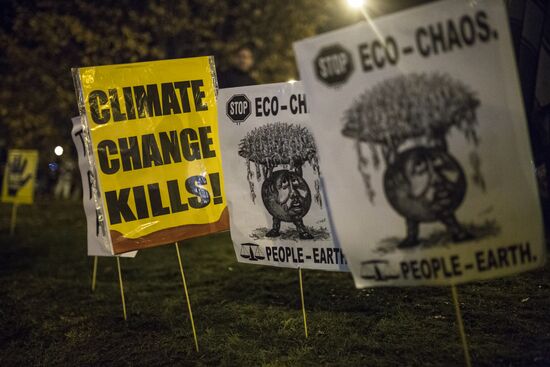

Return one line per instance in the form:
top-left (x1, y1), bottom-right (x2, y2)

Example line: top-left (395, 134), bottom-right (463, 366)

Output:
top-left (287, 79), bottom-right (297, 84)
top-left (347, 0), bottom-right (365, 9)
top-left (54, 146), bottom-right (64, 156)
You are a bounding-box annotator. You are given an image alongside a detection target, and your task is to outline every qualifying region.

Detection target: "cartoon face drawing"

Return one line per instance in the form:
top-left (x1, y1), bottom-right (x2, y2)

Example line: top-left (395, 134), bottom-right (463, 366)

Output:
top-left (381, 147), bottom-right (472, 248)
top-left (342, 73), bottom-right (483, 248)
top-left (262, 169), bottom-right (312, 222)
top-left (238, 122), bottom-right (323, 241)
top-left (261, 169), bottom-right (313, 239)
top-left (384, 147), bottom-right (466, 222)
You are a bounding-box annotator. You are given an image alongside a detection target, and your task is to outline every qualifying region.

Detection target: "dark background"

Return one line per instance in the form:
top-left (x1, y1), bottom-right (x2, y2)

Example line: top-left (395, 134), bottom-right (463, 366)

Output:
top-left (0, 0), bottom-right (432, 161)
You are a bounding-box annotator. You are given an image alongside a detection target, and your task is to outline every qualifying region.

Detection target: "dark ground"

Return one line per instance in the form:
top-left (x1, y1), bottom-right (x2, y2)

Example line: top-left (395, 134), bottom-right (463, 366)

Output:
top-left (0, 200), bottom-right (549, 366)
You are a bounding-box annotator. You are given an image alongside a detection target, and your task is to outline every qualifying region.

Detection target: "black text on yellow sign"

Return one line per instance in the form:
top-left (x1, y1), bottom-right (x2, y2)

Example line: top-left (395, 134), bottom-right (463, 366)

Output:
top-left (76, 57), bottom-right (226, 242)
top-left (89, 81), bottom-right (223, 225)
top-left (105, 171), bottom-right (223, 225)
top-left (88, 80), bottom-right (209, 124)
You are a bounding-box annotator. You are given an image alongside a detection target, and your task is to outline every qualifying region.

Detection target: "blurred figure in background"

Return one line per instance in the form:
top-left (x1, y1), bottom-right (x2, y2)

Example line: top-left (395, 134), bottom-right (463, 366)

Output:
top-left (218, 44), bottom-right (258, 88)
top-left (54, 159), bottom-right (75, 200)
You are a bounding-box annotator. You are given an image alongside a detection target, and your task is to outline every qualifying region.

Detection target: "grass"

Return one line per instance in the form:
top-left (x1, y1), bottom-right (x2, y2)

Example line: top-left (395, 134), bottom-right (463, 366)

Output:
top-left (0, 200), bottom-right (549, 366)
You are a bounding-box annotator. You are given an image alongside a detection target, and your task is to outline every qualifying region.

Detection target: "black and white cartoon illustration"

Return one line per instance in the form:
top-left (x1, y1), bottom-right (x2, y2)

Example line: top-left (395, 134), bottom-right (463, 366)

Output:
top-left (343, 73), bottom-right (495, 249)
top-left (238, 122), bottom-right (327, 240)
top-left (261, 169), bottom-right (312, 238)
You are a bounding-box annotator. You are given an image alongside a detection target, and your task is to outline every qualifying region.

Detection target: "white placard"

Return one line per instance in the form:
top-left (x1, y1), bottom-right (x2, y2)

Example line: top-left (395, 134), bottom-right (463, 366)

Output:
top-left (218, 82), bottom-right (348, 271)
top-left (294, 0), bottom-right (545, 286)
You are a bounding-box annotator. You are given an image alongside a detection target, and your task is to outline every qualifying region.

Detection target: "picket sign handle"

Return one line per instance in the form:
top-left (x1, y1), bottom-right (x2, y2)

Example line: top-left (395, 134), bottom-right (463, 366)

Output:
top-left (9, 203), bottom-right (18, 235)
top-left (451, 284), bottom-right (472, 367)
top-left (175, 242), bottom-right (199, 352)
top-left (116, 257), bottom-right (127, 321)
top-left (298, 267), bottom-right (308, 338)
top-left (91, 256), bottom-right (98, 292)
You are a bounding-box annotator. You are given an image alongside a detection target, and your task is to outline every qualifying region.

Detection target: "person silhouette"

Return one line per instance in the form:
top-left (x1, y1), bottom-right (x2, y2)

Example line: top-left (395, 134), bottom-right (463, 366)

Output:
top-left (218, 44), bottom-right (257, 88)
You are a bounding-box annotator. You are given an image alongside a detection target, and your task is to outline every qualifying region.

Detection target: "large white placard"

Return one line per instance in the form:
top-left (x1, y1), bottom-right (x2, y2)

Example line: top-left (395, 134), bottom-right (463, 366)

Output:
top-left (294, 0), bottom-right (545, 286)
top-left (218, 82), bottom-right (347, 271)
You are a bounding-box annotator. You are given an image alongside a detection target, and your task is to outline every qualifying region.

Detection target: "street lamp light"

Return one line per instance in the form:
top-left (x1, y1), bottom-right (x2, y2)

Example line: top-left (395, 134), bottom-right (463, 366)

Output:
top-left (54, 146), bottom-right (64, 156)
top-left (347, 0), bottom-right (365, 9)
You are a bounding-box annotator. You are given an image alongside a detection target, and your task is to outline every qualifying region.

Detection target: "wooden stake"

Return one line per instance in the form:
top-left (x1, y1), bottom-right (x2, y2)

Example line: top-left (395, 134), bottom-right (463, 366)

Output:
top-left (175, 242), bottom-right (199, 352)
top-left (299, 267), bottom-right (308, 338)
top-left (91, 256), bottom-right (98, 292)
top-left (9, 203), bottom-right (18, 235)
top-left (451, 284), bottom-right (472, 367)
top-left (116, 257), bottom-right (127, 321)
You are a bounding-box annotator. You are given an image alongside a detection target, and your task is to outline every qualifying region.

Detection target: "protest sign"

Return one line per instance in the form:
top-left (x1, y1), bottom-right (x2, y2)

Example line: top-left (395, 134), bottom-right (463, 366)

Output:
top-left (294, 0), bottom-right (545, 287)
top-left (2, 149), bottom-right (38, 205)
top-left (71, 116), bottom-right (137, 257)
top-left (218, 82), bottom-right (347, 271)
top-left (72, 57), bottom-right (228, 254)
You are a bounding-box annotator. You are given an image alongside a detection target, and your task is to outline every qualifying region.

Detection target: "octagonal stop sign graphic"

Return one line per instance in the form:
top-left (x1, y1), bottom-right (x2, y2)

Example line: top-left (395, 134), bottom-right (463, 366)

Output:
top-left (226, 94), bottom-right (252, 124)
top-left (314, 44), bottom-right (354, 87)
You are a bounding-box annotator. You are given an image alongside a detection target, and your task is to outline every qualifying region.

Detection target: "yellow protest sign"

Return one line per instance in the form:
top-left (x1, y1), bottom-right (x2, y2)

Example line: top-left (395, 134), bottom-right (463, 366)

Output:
top-left (73, 57), bottom-right (228, 254)
top-left (2, 149), bottom-right (38, 205)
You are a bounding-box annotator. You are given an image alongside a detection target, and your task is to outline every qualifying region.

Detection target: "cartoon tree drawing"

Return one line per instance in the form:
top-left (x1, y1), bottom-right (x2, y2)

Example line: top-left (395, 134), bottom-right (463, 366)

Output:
top-left (342, 72), bottom-right (484, 248)
top-left (238, 122), bottom-right (322, 239)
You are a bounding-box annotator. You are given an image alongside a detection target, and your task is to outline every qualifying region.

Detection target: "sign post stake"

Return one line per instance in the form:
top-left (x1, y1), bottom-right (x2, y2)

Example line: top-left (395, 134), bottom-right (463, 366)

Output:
top-left (91, 256), bottom-right (98, 292)
top-left (9, 203), bottom-right (18, 235)
top-left (451, 285), bottom-right (471, 367)
top-left (175, 242), bottom-right (199, 352)
top-left (298, 267), bottom-right (308, 338)
top-left (116, 257), bottom-right (127, 321)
